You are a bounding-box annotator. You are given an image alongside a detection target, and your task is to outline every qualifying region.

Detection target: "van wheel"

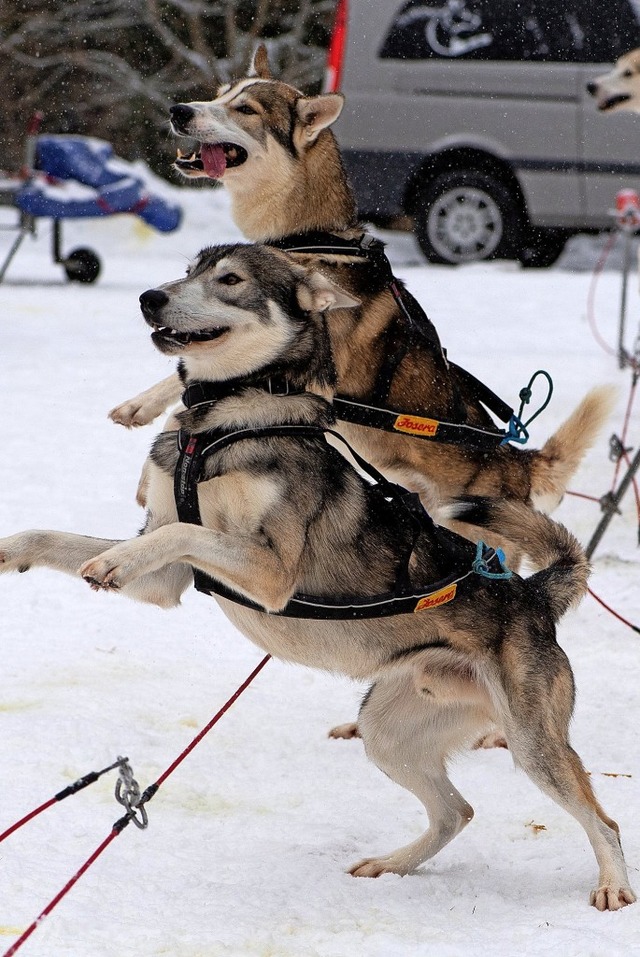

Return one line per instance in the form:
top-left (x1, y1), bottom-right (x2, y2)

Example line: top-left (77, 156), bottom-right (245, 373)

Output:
top-left (414, 171), bottom-right (520, 265)
top-left (518, 227), bottom-right (569, 268)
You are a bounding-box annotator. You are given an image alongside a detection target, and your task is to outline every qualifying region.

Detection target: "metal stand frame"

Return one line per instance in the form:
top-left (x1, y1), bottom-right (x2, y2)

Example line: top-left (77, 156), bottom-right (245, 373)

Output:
top-left (0, 113), bottom-right (42, 283)
top-left (0, 213), bottom-right (78, 284)
top-left (585, 444), bottom-right (640, 559)
top-left (0, 190), bottom-right (36, 283)
top-left (586, 193), bottom-right (640, 559)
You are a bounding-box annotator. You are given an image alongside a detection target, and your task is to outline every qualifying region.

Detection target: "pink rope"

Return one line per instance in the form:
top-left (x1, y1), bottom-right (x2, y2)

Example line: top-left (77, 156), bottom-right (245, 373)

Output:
top-left (588, 587), bottom-right (640, 635)
top-left (1, 654), bottom-right (271, 956)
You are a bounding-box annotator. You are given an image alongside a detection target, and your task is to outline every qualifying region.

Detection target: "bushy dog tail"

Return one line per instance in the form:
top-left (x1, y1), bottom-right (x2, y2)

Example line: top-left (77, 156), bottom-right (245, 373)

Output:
top-left (529, 385), bottom-right (616, 512)
top-left (451, 498), bottom-right (589, 622)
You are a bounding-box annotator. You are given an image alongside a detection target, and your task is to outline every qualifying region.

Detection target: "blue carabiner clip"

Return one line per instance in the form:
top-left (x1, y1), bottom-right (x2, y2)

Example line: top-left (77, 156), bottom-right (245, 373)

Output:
top-left (472, 542), bottom-right (513, 580)
top-left (500, 414), bottom-right (529, 446)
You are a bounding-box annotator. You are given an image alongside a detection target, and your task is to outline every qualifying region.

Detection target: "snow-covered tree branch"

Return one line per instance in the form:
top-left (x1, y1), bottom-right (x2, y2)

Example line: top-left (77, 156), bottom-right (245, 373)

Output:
top-left (0, 0), bottom-right (337, 178)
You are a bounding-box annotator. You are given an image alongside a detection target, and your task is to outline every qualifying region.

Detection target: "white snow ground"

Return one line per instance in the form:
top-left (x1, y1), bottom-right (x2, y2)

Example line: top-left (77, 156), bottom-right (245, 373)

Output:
top-left (0, 182), bottom-right (638, 957)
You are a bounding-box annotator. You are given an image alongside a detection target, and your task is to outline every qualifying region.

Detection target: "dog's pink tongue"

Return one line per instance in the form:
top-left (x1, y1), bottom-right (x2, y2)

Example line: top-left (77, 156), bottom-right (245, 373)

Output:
top-left (201, 144), bottom-right (226, 179)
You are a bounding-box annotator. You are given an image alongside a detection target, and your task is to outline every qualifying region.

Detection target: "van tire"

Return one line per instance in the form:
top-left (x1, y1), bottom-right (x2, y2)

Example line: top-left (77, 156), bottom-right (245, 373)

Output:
top-left (414, 171), bottom-right (520, 265)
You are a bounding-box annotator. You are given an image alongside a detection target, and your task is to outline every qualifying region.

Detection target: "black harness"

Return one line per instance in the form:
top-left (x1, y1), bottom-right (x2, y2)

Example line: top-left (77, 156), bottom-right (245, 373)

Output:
top-left (267, 230), bottom-right (529, 449)
top-left (173, 384), bottom-right (512, 619)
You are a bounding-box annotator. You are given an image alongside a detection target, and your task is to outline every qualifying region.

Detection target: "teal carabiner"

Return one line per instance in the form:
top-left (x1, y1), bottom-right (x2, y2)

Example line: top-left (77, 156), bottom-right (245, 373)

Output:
top-left (500, 413), bottom-right (529, 445)
top-left (472, 541), bottom-right (513, 580)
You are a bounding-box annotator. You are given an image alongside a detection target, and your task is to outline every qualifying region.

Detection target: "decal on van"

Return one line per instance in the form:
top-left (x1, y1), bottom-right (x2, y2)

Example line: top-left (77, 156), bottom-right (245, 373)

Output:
top-left (381, 0), bottom-right (493, 59)
top-left (380, 0), bottom-right (640, 64)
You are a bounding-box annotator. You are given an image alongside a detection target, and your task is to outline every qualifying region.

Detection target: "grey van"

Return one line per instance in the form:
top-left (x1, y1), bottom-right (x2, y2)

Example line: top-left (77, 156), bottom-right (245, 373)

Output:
top-left (325, 0), bottom-right (640, 265)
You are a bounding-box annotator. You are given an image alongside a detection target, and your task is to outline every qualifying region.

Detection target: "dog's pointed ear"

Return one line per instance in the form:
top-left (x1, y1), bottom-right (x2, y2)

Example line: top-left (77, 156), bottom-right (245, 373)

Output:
top-left (297, 271), bottom-right (360, 313)
top-left (249, 44), bottom-right (272, 79)
top-left (295, 94), bottom-right (344, 144)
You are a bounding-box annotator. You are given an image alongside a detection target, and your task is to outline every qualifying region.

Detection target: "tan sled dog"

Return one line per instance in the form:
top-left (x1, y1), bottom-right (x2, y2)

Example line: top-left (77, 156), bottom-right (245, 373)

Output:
top-left (587, 48), bottom-right (640, 112)
top-left (1, 244), bottom-right (634, 910)
top-left (110, 47), bottom-right (613, 549)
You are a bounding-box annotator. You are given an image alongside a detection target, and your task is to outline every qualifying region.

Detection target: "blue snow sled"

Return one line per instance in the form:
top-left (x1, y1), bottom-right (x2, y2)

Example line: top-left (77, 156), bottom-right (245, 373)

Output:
top-left (15, 136), bottom-right (182, 233)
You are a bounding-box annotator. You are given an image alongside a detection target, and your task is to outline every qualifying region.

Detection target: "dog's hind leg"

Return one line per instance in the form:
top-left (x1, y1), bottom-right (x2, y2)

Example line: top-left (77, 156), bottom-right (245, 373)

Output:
top-left (492, 646), bottom-right (636, 911)
top-left (349, 674), bottom-right (488, 877)
top-left (328, 721), bottom-right (360, 739)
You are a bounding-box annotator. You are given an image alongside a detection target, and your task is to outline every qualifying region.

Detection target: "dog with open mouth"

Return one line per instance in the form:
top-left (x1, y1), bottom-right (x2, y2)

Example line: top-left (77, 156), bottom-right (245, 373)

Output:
top-left (0, 243), bottom-right (635, 910)
top-left (587, 48), bottom-right (640, 113)
top-left (109, 46), bottom-right (614, 569)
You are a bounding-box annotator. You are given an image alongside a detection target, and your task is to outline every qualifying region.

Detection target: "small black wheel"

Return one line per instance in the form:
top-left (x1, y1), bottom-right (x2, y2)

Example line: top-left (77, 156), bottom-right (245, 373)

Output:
top-left (414, 170), bottom-right (521, 265)
top-left (518, 227), bottom-right (569, 268)
top-left (64, 247), bottom-right (101, 283)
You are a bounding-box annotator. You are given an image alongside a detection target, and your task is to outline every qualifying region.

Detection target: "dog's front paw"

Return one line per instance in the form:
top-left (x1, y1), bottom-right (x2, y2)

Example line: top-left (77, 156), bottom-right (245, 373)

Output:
top-left (590, 883), bottom-right (636, 911)
top-left (108, 396), bottom-right (158, 428)
top-left (109, 376), bottom-right (181, 428)
top-left (80, 536), bottom-right (167, 591)
top-left (81, 555), bottom-right (124, 591)
top-left (80, 545), bottom-right (142, 591)
top-left (0, 531), bottom-right (41, 574)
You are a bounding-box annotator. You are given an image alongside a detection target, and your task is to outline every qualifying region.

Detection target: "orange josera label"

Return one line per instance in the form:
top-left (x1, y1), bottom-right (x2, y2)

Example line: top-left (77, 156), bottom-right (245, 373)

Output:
top-left (393, 414), bottom-right (439, 437)
top-left (414, 583), bottom-right (457, 612)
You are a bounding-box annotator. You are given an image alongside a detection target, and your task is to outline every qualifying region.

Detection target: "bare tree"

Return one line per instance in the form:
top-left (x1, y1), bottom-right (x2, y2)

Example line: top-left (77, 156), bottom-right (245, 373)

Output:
top-left (0, 0), bottom-right (336, 176)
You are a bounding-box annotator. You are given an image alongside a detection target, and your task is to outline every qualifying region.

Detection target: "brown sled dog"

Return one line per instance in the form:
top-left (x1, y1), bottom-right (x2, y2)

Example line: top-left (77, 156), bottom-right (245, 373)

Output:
top-left (110, 46), bottom-right (613, 549)
top-left (1, 244), bottom-right (633, 909)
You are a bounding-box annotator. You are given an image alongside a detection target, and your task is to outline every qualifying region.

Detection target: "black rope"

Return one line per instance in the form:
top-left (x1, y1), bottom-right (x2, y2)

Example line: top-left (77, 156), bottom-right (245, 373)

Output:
top-left (516, 370), bottom-right (554, 430)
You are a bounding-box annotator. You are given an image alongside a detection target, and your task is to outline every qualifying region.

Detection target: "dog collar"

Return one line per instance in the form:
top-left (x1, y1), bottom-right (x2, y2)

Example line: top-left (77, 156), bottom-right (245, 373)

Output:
top-left (181, 374), bottom-right (295, 410)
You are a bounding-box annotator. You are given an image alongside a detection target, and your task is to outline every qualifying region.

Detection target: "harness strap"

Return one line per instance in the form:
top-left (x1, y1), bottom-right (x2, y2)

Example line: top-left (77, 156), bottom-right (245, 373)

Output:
top-left (195, 565), bottom-right (479, 619)
top-left (268, 229), bottom-right (529, 447)
top-left (269, 230), bottom-right (444, 355)
top-left (173, 421), bottom-right (511, 619)
top-left (446, 360), bottom-right (514, 424)
top-left (332, 395), bottom-right (516, 451)
top-left (176, 423), bottom-right (433, 531)
top-left (367, 317), bottom-right (411, 406)
top-left (267, 229), bottom-right (384, 259)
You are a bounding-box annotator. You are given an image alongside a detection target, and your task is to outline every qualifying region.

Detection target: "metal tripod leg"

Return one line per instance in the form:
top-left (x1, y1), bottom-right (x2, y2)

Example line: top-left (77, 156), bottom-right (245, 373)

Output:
top-left (585, 445), bottom-right (640, 559)
top-left (0, 210), bottom-right (36, 284)
top-left (0, 226), bottom-right (28, 283)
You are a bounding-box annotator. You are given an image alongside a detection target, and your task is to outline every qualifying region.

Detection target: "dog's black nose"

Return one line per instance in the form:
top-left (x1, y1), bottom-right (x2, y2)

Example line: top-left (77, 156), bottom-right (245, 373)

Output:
top-left (170, 104), bottom-right (195, 131)
top-left (586, 81), bottom-right (598, 96)
top-left (140, 288), bottom-right (169, 317)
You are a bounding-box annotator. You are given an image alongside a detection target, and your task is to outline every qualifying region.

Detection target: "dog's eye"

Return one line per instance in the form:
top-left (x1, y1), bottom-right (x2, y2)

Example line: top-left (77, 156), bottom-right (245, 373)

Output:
top-left (218, 273), bottom-right (242, 285)
top-left (235, 103), bottom-right (257, 115)
top-left (623, 69), bottom-right (634, 78)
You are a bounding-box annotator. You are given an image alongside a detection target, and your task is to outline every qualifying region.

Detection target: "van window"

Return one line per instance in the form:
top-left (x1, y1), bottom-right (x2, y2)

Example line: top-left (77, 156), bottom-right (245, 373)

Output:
top-left (380, 0), bottom-right (640, 64)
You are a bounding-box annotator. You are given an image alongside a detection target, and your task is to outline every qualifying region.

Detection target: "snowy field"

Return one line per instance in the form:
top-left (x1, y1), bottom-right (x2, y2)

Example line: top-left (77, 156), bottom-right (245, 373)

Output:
top-left (0, 181), bottom-right (639, 957)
